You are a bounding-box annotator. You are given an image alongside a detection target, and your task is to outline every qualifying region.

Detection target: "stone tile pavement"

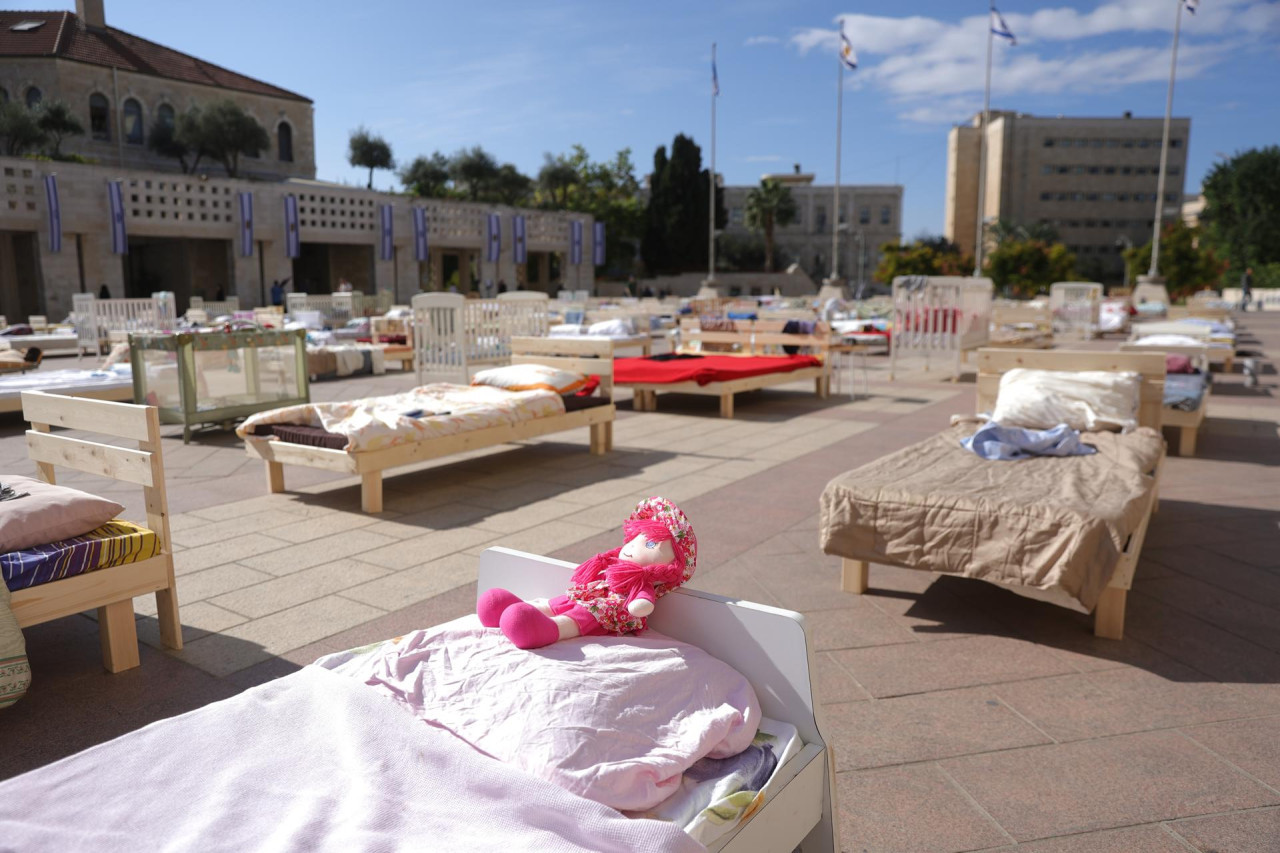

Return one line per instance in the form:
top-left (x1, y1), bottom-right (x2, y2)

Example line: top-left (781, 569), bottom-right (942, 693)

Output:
top-left (2, 314), bottom-right (1279, 852)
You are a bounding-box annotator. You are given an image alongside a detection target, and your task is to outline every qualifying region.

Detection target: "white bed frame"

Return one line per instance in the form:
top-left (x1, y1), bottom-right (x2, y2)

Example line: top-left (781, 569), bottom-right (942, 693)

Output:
top-left (1049, 281), bottom-right (1103, 340)
top-left (840, 348), bottom-right (1166, 640)
top-left (412, 291), bottom-right (551, 384)
top-left (246, 336), bottom-right (614, 513)
top-left (888, 276), bottom-right (993, 380)
top-left (1121, 341), bottom-right (1211, 456)
top-left (188, 296), bottom-right (241, 318)
top-left (72, 293), bottom-right (177, 358)
top-left (477, 547), bottom-right (838, 852)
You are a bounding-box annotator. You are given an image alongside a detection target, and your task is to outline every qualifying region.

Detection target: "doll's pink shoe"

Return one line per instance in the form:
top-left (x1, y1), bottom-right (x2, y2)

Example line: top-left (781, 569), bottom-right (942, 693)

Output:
top-left (499, 603), bottom-right (560, 649)
top-left (477, 588), bottom-right (523, 628)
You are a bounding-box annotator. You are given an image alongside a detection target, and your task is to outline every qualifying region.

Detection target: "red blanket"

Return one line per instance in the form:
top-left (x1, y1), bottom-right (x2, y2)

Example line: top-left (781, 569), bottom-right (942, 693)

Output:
top-left (615, 355), bottom-right (822, 386)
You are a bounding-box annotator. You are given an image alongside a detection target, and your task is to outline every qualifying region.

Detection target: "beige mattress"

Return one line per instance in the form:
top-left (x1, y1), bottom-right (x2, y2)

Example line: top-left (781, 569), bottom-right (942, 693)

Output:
top-left (820, 424), bottom-right (1163, 613)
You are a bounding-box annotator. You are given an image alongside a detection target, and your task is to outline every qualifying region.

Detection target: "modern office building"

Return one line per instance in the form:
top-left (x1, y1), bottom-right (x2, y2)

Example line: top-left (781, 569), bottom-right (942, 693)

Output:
top-left (945, 111), bottom-right (1190, 281)
top-left (720, 168), bottom-right (903, 286)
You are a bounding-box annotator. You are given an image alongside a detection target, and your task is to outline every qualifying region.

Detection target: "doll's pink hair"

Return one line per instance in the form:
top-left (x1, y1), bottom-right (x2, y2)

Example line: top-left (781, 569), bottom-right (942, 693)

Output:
top-left (569, 518), bottom-right (688, 594)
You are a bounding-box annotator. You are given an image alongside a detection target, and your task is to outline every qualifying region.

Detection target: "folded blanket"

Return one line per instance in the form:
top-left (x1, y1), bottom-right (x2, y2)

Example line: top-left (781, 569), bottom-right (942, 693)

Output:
top-left (962, 422), bottom-right (1098, 461)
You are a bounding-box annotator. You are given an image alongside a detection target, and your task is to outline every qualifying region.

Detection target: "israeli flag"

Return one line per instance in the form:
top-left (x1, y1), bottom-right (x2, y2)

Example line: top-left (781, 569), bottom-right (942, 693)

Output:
top-left (570, 220), bottom-right (583, 266)
top-left (284, 194), bottom-right (300, 259)
top-left (107, 180), bottom-right (127, 255)
top-left (412, 207), bottom-right (428, 262)
top-left (593, 221), bottom-right (606, 266)
top-left (839, 24), bottom-right (858, 70)
top-left (1184, 0), bottom-right (1198, 13)
top-left (44, 175), bottom-right (61, 254)
top-left (379, 204), bottom-right (394, 261)
top-left (513, 214), bottom-right (527, 264)
top-left (991, 7), bottom-right (1017, 44)
top-left (712, 44), bottom-right (719, 96)
top-left (238, 191), bottom-right (254, 258)
top-left (486, 212), bottom-right (501, 263)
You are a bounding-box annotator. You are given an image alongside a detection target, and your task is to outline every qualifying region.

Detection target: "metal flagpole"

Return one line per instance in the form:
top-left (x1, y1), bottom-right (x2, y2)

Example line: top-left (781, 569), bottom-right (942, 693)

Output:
top-left (708, 42), bottom-right (717, 283)
top-left (832, 54), bottom-right (843, 282)
top-left (1148, 0), bottom-right (1184, 278)
top-left (973, 0), bottom-right (995, 276)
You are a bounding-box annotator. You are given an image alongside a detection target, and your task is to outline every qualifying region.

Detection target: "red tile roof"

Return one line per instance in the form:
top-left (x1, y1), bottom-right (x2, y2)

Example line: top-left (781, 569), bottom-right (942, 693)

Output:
top-left (0, 11), bottom-right (311, 103)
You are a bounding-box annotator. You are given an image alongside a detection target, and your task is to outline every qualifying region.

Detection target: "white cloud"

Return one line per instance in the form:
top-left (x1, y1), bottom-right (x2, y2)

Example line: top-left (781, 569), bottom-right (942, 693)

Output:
top-left (744, 35), bottom-right (780, 47)
top-left (743, 154), bottom-right (783, 162)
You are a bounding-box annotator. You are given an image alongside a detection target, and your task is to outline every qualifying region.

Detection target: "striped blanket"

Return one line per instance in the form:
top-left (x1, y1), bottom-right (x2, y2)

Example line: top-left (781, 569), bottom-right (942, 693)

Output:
top-left (1, 521), bottom-right (159, 592)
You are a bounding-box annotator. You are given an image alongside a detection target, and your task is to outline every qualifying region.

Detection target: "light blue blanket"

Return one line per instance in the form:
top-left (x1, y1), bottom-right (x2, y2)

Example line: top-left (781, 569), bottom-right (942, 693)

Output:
top-left (962, 422), bottom-right (1098, 461)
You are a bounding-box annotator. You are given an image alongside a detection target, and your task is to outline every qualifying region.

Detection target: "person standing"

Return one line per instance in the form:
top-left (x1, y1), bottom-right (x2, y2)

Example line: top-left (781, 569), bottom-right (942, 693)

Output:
top-left (1241, 267), bottom-right (1253, 312)
top-left (98, 283), bottom-right (110, 299)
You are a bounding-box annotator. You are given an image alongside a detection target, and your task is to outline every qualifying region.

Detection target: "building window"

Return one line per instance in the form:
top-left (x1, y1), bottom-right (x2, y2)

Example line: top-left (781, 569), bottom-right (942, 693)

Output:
top-left (1106, 140), bottom-right (1119, 147)
top-left (1104, 166), bottom-right (1116, 175)
top-left (1057, 166), bottom-right (1069, 174)
top-left (1165, 192), bottom-right (1179, 202)
top-left (1041, 165), bottom-right (1053, 175)
top-left (25, 87), bottom-right (42, 108)
top-left (859, 206), bottom-right (870, 224)
top-left (277, 121), bottom-right (294, 162)
top-left (815, 206), bottom-right (827, 232)
top-left (730, 207), bottom-right (744, 225)
top-left (1092, 139), bottom-right (1103, 148)
top-left (1121, 167), bottom-right (1132, 175)
top-left (1170, 138), bottom-right (1183, 148)
top-left (90, 94), bottom-right (110, 140)
top-left (1043, 138), bottom-right (1055, 147)
top-left (122, 98), bottom-right (144, 144)
top-left (156, 103), bottom-right (175, 128)
top-left (1040, 192), bottom-right (1052, 201)
top-left (880, 206), bottom-right (891, 225)
top-left (1118, 193), bottom-right (1129, 201)
top-left (1103, 193), bottom-right (1117, 202)
top-left (1167, 165), bottom-right (1181, 175)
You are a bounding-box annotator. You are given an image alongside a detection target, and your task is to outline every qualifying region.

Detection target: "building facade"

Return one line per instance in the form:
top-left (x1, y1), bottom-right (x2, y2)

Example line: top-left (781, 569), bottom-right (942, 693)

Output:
top-left (0, 2), bottom-right (315, 181)
top-left (945, 111), bottom-right (1190, 282)
top-left (720, 171), bottom-right (903, 286)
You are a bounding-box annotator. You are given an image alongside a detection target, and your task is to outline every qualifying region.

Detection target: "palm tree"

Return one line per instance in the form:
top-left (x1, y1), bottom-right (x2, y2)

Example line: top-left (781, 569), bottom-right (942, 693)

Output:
top-left (744, 179), bottom-right (798, 272)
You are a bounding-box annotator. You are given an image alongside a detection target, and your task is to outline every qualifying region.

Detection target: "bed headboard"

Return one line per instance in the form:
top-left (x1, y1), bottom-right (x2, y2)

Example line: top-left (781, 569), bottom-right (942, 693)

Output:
top-left (1120, 341), bottom-right (1209, 371)
top-left (975, 348), bottom-right (1166, 431)
top-left (474, 547), bottom-right (827, 749)
top-left (678, 323), bottom-right (833, 360)
top-left (510, 336), bottom-right (615, 400)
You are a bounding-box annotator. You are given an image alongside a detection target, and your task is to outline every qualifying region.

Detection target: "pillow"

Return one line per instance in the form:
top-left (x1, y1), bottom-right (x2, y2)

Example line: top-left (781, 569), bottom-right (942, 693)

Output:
top-left (0, 475), bottom-right (123, 552)
top-left (587, 318), bottom-right (636, 337)
top-left (471, 363), bottom-right (588, 394)
top-left (991, 368), bottom-right (1141, 432)
top-left (1165, 354), bottom-right (1195, 374)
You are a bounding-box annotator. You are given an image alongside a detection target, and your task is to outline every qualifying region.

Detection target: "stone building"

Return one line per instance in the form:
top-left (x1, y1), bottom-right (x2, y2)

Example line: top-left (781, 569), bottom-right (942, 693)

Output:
top-left (945, 110), bottom-right (1191, 281)
top-left (0, 1), bottom-right (314, 181)
top-left (720, 169), bottom-right (903, 287)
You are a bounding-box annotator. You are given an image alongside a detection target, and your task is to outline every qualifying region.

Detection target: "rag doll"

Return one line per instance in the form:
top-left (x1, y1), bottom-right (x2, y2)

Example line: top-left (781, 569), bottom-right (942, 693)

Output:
top-left (478, 496), bottom-right (697, 649)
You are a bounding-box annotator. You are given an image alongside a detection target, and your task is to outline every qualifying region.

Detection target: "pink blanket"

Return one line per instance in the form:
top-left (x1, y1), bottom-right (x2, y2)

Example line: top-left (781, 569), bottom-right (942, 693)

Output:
top-left (0, 666), bottom-right (703, 853)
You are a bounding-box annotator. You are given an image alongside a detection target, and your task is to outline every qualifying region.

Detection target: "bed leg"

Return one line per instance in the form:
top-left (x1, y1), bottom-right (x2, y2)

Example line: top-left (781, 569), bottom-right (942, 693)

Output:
top-left (361, 471), bottom-right (384, 514)
top-left (154, 579), bottom-right (183, 651)
top-left (604, 420), bottom-right (614, 453)
top-left (1094, 587), bottom-right (1127, 640)
top-left (589, 423), bottom-right (608, 456)
top-left (720, 393), bottom-right (734, 419)
top-left (841, 559), bottom-right (869, 594)
top-left (1178, 426), bottom-right (1198, 458)
top-left (265, 460), bottom-right (285, 493)
top-left (99, 599), bottom-right (141, 673)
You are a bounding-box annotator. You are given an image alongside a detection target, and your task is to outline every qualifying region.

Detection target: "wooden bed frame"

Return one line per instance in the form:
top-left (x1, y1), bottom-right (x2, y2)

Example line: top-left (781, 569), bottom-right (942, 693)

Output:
top-left (622, 325), bottom-right (832, 419)
top-left (989, 301), bottom-right (1054, 349)
top-left (1121, 342), bottom-right (1210, 457)
top-left (1129, 323), bottom-right (1236, 373)
top-left (12, 392), bottom-right (182, 672)
top-left (477, 547), bottom-right (838, 852)
top-left (245, 337), bottom-right (616, 514)
top-left (840, 348), bottom-right (1166, 640)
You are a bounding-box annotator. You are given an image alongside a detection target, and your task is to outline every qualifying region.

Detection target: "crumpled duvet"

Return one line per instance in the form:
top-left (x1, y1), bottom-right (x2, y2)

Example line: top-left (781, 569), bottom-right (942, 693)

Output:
top-left (962, 422), bottom-right (1098, 461)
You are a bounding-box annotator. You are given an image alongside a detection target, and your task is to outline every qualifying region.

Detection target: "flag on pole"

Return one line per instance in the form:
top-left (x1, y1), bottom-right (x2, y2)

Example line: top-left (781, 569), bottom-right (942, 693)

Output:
top-left (44, 175), bottom-right (61, 254)
top-left (412, 207), bottom-right (428, 262)
top-left (711, 44), bottom-right (719, 96)
top-left (283, 194), bottom-right (300, 259)
top-left (238, 191), bottom-right (254, 258)
top-left (513, 214), bottom-right (527, 264)
top-left (570, 220), bottom-right (583, 266)
top-left (991, 7), bottom-right (1017, 44)
top-left (593, 221), bottom-right (606, 266)
top-left (839, 22), bottom-right (858, 70)
top-left (107, 180), bottom-right (127, 255)
top-left (1184, 0), bottom-right (1198, 13)
top-left (486, 212), bottom-right (501, 263)
top-left (379, 204), bottom-right (394, 261)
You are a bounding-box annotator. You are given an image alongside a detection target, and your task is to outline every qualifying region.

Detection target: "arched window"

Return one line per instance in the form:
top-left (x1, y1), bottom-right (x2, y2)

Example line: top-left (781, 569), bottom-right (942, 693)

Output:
top-left (90, 93), bottom-right (110, 140)
top-left (122, 97), bottom-right (143, 144)
top-left (25, 87), bottom-right (42, 108)
top-left (277, 121), bottom-right (293, 162)
top-left (156, 103), bottom-right (175, 129)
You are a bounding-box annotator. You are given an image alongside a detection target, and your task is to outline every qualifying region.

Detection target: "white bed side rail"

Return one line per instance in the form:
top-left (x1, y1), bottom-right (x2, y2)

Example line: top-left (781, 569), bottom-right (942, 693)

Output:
top-left (889, 276), bottom-right (993, 380)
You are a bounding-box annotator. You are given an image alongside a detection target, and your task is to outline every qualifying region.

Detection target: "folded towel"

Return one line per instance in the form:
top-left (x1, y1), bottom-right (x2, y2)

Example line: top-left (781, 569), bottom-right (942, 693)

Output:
top-left (962, 422), bottom-right (1098, 461)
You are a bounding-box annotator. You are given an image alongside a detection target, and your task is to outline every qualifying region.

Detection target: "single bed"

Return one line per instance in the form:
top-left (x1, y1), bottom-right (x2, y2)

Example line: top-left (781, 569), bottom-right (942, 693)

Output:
top-left (1121, 342), bottom-right (1211, 457)
top-left (820, 348), bottom-right (1166, 640)
top-left (241, 337), bottom-right (616, 513)
top-left (0, 364), bottom-right (134, 413)
top-left (1129, 320), bottom-right (1236, 372)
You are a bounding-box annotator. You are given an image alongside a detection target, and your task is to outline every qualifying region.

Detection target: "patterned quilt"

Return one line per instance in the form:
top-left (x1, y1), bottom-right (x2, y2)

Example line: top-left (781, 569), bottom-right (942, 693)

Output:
top-left (237, 383), bottom-right (566, 452)
top-left (1, 521), bottom-right (159, 592)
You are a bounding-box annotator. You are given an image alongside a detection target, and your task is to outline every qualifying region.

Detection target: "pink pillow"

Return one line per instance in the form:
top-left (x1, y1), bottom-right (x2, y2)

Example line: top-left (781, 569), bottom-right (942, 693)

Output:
top-left (0, 475), bottom-right (124, 552)
top-left (1165, 354), bottom-right (1195, 374)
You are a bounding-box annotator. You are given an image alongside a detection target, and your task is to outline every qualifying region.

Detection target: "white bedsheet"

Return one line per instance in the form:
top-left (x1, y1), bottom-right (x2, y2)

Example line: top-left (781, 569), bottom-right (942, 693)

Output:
top-left (0, 364), bottom-right (132, 402)
top-left (0, 666), bottom-right (703, 853)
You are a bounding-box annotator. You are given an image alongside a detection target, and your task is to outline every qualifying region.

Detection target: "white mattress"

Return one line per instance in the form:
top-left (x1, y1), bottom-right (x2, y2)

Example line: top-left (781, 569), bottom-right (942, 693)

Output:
top-left (0, 364), bottom-right (132, 401)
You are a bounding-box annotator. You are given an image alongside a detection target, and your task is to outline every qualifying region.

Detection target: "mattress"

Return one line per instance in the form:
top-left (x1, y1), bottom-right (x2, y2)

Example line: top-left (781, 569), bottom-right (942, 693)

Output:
top-left (0, 364), bottom-right (133, 403)
top-left (615, 354), bottom-right (822, 386)
top-left (820, 424), bottom-right (1164, 613)
top-left (1164, 372), bottom-right (1210, 412)
top-left (1, 520), bottom-right (159, 592)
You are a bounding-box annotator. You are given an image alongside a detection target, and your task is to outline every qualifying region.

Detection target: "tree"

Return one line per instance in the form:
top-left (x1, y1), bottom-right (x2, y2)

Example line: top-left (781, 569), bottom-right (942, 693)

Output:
top-left (986, 239), bottom-right (1077, 297)
top-left (450, 146), bottom-right (499, 201)
top-left (1201, 146), bottom-right (1280, 271)
top-left (399, 151), bottom-right (452, 197)
top-left (348, 126), bottom-right (395, 189)
top-left (641, 134), bottom-right (725, 274)
top-left (744, 179), bottom-right (798, 272)
top-left (0, 102), bottom-right (47, 157)
top-left (537, 153), bottom-right (579, 208)
top-left (874, 239), bottom-right (973, 283)
top-left (1123, 221), bottom-right (1225, 300)
top-left (193, 100), bottom-right (269, 178)
top-left (36, 100), bottom-right (83, 159)
top-left (148, 121), bottom-right (192, 173)
top-left (493, 163), bottom-right (532, 206)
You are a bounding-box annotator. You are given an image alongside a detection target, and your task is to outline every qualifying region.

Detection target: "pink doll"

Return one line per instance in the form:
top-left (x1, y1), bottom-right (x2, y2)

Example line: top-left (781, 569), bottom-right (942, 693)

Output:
top-left (477, 497), bottom-right (697, 649)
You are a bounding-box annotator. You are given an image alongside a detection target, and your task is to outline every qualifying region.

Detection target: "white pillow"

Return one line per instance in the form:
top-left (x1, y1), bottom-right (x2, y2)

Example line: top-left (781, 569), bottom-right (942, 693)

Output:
top-left (991, 368), bottom-right (1141, 432)
top-left (588, 318), bottom-right (636, 336)
top-left (471, 363), bottom-right (587, 394)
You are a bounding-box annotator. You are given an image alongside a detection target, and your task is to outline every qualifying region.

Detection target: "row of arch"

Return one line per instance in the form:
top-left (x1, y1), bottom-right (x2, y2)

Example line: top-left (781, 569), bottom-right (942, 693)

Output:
top-left (0, 86), bottom-right (294, 163)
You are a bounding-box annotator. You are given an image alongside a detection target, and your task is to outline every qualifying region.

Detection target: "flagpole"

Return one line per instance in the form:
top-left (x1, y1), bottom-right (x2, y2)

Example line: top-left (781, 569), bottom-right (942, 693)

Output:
top-left (832, 52), bottom-right (843, 283)
top-left (973, 1), bottom-right (995, 276)
top-left (1148, 0), bottom-right (1184, 278)
top-left (708, 42), bottom-right (717, 283)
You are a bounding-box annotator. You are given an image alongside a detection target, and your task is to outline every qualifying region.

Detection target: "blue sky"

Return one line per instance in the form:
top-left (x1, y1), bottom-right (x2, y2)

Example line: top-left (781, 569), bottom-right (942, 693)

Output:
top-left (37, 0), bottom-right (1280, 240)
